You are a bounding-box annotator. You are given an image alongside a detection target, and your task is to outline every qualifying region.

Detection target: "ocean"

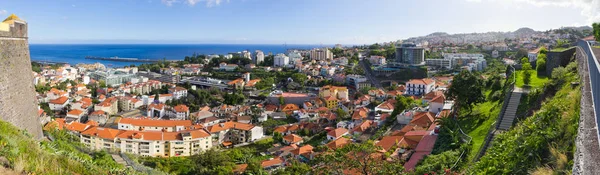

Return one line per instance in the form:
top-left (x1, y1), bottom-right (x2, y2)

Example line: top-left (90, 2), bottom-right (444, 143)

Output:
top-left (29, 44), bottom-right (324, 67)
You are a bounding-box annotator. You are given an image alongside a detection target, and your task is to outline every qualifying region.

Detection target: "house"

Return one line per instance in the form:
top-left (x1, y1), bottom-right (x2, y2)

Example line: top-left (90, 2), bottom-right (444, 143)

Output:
top-left (191, 111), bottom-right (214, 121)
top-left (261, 157), bottom-right (285, 170)
top-left (352, 120), bottom-right (374, 135)
top-left (273, 124), bottom-right (300, 136)
top-left (148, 103), bottom-right (166, 119)
top-left (49, 96), bottom-right (70, 111)
top-left (168, 87), bottom-right (188, 99)
top-left (219, 62), bottom-right (238, 71)
top-left (282, 134), bottom-right (303, 145)
top-left (368, 56), bottom-right (386, 65)
top-left (171, 104), bottom-right (190, 120)
top-left (404, 135), bottom-right (438, 171)
top-left (228, 78), bottom-right (245, 89)
top-left (269, 112), bottom-right (287, 120)
top-left (327, 128), bottom-right (349, 141)
top-left (410, 112), bottom-right (436, 128)
top-left (199, 117), bottom-right (222, 127)
top-left (117, 118), bottom-right (193, 132)
top-left (94, 97), bottom-right (119, 115)
top-left (66, 109), bottom-right (85, 121)
top-left (375, 99), bottom-right (396, 113)
top-left (368, 89), bottom-right (386, 100)
top-left (118, 96), bottom-right (142, 111)
top-left (206, 121), bottom-right (264, 146)
top-left (406, 78), bottom-right (435, 96)
top-left (88, 110), bottom-right (108, 125)
top-left (326, 137), bottom-right (351, 150)
top-left (236, 115), bottom-right (252, 124)
top-left (352, 107), bottom-right (369, 122)
top-left (281, 104), bottom-right (300, 115)
top-left (291, 145), bottom-right (314, 162)
top-left (428, 94), bottom-right (446, 114)
top-left (71, 97), bottom-right (93, 112)
top-left (375, 136), bottom-right (405, 152)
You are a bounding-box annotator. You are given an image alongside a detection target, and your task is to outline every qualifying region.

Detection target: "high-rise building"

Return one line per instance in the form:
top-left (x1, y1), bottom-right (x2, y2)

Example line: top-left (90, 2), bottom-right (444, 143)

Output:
top-left (254, 50), bottom-right (265, 64)
top-left (310, 48), bottom-right (333, 60)
top-left (394, 43), bottom-right (425, 66)
top-left (274, 53), bottom-right (289, 67)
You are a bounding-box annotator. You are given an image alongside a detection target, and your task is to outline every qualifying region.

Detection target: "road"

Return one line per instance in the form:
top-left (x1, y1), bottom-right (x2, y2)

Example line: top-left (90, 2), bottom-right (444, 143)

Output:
top-left (359, 59), bottom-right (383, 89)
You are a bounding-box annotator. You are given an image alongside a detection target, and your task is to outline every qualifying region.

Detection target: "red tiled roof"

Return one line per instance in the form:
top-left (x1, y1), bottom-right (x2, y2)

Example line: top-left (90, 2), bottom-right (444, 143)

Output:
top-left (81, 126), bottom-right (122, 139)
top-left (49, 96), bottom-right (69, 104)
top-left (261, 157), bottom-right (284, 168)
top-left (119, 118), bottom-right (193, 127)
top-left (407, 78), bottom-right (434, 85)
top-left (326, 137), bottom-right (351, 150)
top-left (283, 134), bottom-right (303, 144)
top-left (173, 104), bottom-right (189, 113)
top-left (206, 121), bottom-right (256, 133)
top-left (375, 136), bottom-right (404, 152)
top-left (327, 128), bottom-right (348, 138)
top-left (292, 145), bottom-right (314, 156)
top-left (67, 109), bottom-right (84, 116)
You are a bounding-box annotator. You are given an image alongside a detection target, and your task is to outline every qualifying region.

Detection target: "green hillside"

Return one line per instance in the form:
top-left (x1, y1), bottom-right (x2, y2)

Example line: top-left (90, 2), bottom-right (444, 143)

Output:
top-left (0, 121), bottom-right (141, 175)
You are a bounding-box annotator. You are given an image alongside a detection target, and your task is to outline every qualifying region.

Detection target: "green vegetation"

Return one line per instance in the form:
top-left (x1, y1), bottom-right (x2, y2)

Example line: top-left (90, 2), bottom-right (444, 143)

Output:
top-left (312, 141), bottom-right (405, 174)
top-left (515, 70), bottom-right (549, 88)
top-left (0, 122), bottom-right (138, 175)
top-left (472, 61), bottom-right (581, 174)
top-left (593, 23), bottom-right (600, 42)
top-left (138, 139), bottom-right (275, 175)
top-left (446, 70), bottom-right (485, 112)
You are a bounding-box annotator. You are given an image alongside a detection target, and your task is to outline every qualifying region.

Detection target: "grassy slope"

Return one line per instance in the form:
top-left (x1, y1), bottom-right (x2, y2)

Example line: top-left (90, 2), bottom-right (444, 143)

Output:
top-left (457, 100), bottom-right (502, 162)
top-left (0, 121), bottom-right (137, 175)
top-left (473, 65), bottom-right (580, 174)
top-left (515, 70), bottom-right (549, 88)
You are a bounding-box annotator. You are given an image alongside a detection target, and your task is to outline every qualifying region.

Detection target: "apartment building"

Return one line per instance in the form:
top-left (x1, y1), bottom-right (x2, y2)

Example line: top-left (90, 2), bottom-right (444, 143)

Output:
top-left (206, 121), bottom-right (264, 146)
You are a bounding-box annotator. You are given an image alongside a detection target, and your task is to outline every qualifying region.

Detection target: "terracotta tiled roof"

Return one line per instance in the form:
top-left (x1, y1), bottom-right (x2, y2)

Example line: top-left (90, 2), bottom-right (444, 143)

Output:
top-left (353, 120), bottom-right (374, 133)
top-left (375, 136), bottom-right (404, 152)
top-left (228, 78), bottom-right (244, 86)
top-left (173, 104), bottom-right (189, 113)
top-left (119, 118), bottom-right (193, 127)
top-left (90, 110), bottom-right (106, 116)
top-left (327, 128), bottom-right (348, 138)
top-left (67, 109), bottom-right (84, 116)
top-left (352, 107), bottom-right (369, 120)
top-left (292, 145), bottom-right (314, 156)
top-left (410, 112), bottom-right (436, 128)
top-left (148, 103), bottom-right (166, 110)
top-left (407, 78), bottom-right (435, 85)
top-left (326, 137), bottom-right (351, 150)
top-left (245, 79), bottom-right (261, 87)
top-left (234, 164), bottom-right (248, 173)
top-left (283, 134), bottom-right (303, 144)
top-left (81, 126), bottom-right (122, 139)
top-left (206, 121), bottom-right (256, 133)
top-left (86, 120), bottom-right (99, 126)
top-left (261, 157), bottom-right (284, 168)
top-left (49, 96), bottom-right (69, 104)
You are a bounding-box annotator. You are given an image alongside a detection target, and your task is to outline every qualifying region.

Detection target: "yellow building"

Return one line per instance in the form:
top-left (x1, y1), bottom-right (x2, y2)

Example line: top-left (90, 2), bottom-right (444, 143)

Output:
top-left (319, 85), bottom-right (348, 109)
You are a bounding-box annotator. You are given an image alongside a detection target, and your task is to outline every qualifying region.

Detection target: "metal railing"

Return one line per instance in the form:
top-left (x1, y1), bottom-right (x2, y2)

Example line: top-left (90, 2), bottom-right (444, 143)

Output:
top-left (579, 40), bottom-right (600, 143)
top-left (473, 65), bottom-right (516, 162)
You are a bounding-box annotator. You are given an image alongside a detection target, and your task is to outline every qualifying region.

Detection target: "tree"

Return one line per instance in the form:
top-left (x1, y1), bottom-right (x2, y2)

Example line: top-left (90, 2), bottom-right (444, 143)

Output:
top-left (520, 57), bottom-right (529, 64)
top-left (273, 132), bottom-right (283, 143)
top-left (594, 23), bottom-right (600, 42)
top-left (445, 70), bottom-right (485, 112)
top-left (191, 149), bottom-right (235, 174)
top-left (313, 141), bottom-right (405, 174)
top-left (522, 61), bottom-right (533, 85)
top-left (291, 73), bottom-right (308, 86)
top-left (536, 53), bottom-right (547, 73)
top-left (335, 108), bottom-right (349, 120)
top-left (279, 96), bottom-right (285, 106)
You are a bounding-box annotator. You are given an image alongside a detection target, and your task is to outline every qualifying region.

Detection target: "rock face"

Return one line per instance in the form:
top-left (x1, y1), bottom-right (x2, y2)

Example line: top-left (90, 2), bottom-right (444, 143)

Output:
top-left (0, 14), bottom-right (43, 139)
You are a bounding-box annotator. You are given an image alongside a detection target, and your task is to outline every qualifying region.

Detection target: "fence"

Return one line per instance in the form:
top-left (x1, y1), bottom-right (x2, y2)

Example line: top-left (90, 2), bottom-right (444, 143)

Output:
top-left (579, 40), bottom-right (600, 142)
top-left (473, 65), bottom-right (516, 162)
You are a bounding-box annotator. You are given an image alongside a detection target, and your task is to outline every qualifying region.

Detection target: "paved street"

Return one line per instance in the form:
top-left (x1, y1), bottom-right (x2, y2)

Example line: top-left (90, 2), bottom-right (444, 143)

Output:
top-left (359, 59), bottom-right (383, 89)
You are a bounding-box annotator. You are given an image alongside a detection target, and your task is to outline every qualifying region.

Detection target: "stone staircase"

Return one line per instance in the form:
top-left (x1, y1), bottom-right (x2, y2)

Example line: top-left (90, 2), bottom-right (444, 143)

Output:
top-left (497, 92), bottom-right (522, 130)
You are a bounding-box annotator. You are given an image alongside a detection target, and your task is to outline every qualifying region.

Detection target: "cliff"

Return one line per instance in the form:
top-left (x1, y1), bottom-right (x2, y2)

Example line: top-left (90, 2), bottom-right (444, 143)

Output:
top-left (0, 14), bottom-right (43, 139)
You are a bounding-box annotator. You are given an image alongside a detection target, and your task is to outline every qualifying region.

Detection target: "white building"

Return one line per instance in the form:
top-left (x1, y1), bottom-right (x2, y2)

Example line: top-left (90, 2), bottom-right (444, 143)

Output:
top-left (406, 78), bottom-right (435, 96)
top-left (274, 53), bottom-right (290, 67)
top-left (254, 50), bottom-right (265, 65)
top-left (49, 96), bottom-right (69, 111)
top-left (168, 87), bottom-right (188, 99)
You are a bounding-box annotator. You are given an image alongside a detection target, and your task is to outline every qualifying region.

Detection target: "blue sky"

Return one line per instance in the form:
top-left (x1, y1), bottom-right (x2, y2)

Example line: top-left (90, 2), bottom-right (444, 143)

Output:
top-left (1, 0), bottom-right (597, 44)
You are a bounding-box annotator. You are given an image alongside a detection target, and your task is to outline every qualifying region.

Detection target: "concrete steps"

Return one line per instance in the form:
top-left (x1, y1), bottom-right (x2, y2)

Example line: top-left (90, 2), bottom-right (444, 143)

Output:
top-left (498, 92), bottom-right (522, 130)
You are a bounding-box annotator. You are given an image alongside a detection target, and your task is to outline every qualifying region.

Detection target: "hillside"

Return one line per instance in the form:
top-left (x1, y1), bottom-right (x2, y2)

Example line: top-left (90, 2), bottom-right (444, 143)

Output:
top-left (0, 120), bottom-right (142, 175)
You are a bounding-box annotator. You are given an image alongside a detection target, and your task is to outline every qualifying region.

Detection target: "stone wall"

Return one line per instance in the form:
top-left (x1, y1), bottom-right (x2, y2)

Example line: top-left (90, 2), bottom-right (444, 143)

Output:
top-left (0, 18), bottom-right (43, 139)
top-left (546, 47), bottom-right (576, 77)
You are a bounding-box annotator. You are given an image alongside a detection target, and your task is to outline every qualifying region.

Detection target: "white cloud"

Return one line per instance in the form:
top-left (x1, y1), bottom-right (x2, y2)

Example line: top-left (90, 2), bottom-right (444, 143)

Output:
top-left (466, 0), bottom-right (600, 24)
top-left (161, 0), bottom-right (178, 6)
top-left (0, 10), bottom-right (7, 15)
